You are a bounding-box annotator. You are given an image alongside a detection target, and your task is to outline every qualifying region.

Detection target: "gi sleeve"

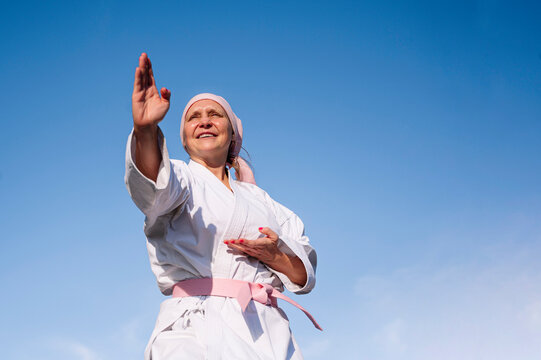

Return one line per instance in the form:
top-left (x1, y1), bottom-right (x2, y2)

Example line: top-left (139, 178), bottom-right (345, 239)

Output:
top-left (124, 127), bottom-right (190, 220)
top-left (266, 196), bottom-right (317, 295)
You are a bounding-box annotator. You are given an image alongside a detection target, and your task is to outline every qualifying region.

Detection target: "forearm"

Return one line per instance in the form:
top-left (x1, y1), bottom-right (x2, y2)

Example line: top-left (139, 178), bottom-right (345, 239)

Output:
top-left (134, 125), bottom-right (162, 182)
top-left (266, 253), bottom-right (307, 287)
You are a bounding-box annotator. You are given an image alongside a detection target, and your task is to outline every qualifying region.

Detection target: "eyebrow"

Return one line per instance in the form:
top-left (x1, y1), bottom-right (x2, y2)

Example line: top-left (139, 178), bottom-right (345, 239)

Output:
top-left (188, 108), bottom-right (224, 118)
top-left (205, 106), bottom-right (224, 114)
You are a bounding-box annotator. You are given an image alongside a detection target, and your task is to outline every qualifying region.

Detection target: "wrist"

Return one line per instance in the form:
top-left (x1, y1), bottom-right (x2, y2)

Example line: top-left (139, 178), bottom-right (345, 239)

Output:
top-left (133, 123), bottom-right (159, 137)
top-left (266, 251), bottom-right (290, 273)
top-left (269, 252), bottom-right (307, 287)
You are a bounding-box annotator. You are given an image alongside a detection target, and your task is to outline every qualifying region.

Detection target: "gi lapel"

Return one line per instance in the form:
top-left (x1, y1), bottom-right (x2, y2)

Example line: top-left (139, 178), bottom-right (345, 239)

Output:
top-left (212, 176), bottom-right (249, 278)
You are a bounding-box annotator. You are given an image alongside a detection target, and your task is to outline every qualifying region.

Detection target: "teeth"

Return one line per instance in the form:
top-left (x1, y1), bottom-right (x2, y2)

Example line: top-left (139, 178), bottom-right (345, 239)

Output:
top-left (199, 134), bottom-right (215, 138)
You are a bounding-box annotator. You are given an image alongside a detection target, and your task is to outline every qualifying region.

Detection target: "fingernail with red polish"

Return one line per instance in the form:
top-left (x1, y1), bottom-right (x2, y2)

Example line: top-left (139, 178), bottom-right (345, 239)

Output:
top-left (224, 240), bottom-right (229, 244)
top-left (231, 240), bottom-right (236, 244)
top-left (259, 227), bottom-right (263, 231)
top-left (240, 239), bottom-right (244, 243)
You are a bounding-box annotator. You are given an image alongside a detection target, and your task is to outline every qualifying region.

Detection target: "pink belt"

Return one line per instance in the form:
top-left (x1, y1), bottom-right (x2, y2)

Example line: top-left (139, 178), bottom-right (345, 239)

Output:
top-left (172, 278), bottom-right (322, 331)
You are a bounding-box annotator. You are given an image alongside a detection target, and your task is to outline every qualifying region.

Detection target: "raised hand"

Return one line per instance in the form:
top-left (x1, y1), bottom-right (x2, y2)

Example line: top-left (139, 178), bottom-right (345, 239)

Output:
top-left (131, 53), bottom-right (169, 182)
top-left (132, 53), bottom-right (171, 130)
top-left (224, 227), bottom-right (308, 286)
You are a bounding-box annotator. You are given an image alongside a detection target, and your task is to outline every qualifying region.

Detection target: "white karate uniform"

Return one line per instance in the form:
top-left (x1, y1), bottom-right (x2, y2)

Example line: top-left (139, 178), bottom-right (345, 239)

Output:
top-left (124, 129), bottom-right (317, 360)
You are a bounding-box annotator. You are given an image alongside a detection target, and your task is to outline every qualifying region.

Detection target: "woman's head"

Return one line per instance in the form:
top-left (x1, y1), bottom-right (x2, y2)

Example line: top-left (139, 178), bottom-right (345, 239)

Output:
top-left (183, 99), bottom-right (234, 165)
top-left (180, 93), bottom-right (256, 184)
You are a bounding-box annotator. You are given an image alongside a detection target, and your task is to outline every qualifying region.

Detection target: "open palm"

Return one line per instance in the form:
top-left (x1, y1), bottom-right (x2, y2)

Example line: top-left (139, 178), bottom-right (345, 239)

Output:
top-left (132, 53), bottom-right (171, 128)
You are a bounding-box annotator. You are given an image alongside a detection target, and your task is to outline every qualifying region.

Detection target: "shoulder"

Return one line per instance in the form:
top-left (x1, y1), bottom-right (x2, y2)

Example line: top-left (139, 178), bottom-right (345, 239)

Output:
top-left (234, 180), bottom-right (273, 204)
top-left (234, 181), bottom-right (296, 225)
top-left (170, 159), bottom-right (195, 182)
top-left (170, 158), bottom-right (189, 171)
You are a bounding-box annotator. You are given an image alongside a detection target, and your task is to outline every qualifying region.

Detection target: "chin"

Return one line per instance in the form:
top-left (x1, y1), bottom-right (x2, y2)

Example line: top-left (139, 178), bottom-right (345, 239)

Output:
top-left (195, 144), bottom-right (228, 156)
top-left (198, 143), bottom-right (222, 152)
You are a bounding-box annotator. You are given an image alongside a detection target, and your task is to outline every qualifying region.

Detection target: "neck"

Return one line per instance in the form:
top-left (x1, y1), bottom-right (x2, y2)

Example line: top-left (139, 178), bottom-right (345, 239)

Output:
top-left (191, 156), bottom-right (228, 181)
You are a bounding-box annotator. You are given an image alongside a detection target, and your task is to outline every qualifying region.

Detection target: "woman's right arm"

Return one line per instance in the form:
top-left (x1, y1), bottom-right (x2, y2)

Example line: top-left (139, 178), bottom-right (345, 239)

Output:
top-left (125, 53), bottom-right (189, 219)
top-left (131, 53), bottom-right (171, 181)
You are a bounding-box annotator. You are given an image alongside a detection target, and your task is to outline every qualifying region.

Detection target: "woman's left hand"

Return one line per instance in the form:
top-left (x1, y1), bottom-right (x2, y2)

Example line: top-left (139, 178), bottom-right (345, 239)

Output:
top-left (224, 227), bottom-right (308, 286)
top-left (224, 227), bottom-right (282, 265)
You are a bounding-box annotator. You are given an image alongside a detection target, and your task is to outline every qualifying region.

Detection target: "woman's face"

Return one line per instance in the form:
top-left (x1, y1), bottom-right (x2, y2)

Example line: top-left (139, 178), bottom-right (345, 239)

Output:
top-left (183, 99), bottom-right (234, 163)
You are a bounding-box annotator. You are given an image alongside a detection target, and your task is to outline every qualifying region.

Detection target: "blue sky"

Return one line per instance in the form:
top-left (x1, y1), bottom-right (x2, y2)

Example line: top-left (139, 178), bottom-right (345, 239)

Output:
top-left (1, 0), bottom-right (540, 359)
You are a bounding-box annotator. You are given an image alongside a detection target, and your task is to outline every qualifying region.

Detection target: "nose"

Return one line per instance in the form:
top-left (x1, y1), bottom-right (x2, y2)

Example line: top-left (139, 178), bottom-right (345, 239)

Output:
top-left (198, 115), bottom-right (212, 127)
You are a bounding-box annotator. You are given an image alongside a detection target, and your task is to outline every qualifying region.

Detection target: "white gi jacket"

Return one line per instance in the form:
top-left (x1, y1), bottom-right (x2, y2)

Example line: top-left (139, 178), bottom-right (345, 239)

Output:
top-left (124, 129), bottom-right (317, 360)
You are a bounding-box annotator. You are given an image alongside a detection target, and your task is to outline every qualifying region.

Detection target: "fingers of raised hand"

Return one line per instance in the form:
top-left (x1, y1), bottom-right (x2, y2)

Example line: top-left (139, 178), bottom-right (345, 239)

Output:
top-left (136, 53), bottom-right (156, 89)
top-left (139, 52), bottom-right (149, 66)
top-left (134, 58), bottom-right (145, 90)
top-left (138, 53), bottom-right (146, 69)
top-left (149, 65), bottom-right (156, 87)
top-left (133, 67), bottom-right (142, 91)
top-left (160, 87), bottom-right (171, 101)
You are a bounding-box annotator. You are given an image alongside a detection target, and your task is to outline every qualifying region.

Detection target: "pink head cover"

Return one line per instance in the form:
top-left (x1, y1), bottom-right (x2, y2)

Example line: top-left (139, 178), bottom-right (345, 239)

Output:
top-left (180, 93), bottom-right (256, 185)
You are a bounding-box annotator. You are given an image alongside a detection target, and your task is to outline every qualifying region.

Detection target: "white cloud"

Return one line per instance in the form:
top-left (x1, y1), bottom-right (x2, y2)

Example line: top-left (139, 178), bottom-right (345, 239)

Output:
top-left (373, 318), bottom-right (406, 354)
top-left (520, 301), bottom-right (541, 329)
top-left (49, 338), bottom-right (102, 360)
top-left (66, 342), bottom-right (101, 360)
top-left (301, 337), bottom-right (332, 358)
top-left (333, 240), bottom-right (541, 360)
top-left (114, 316), bottom-right (146, 349)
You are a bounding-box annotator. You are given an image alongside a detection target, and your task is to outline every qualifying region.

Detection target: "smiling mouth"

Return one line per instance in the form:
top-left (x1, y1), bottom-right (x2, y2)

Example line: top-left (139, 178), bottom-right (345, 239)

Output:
top-left (197, 133), bottom-right (217, 139)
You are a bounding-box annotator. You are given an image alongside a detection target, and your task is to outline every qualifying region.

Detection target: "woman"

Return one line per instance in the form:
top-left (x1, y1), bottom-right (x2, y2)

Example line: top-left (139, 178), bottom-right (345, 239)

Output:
top-left (126, 53), bottom-right (319, 360)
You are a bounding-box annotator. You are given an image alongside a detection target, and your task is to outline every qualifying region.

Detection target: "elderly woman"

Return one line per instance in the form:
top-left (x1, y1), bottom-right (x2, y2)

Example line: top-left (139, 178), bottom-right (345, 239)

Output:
top-left (125, 53), bottom-right (319, 360)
